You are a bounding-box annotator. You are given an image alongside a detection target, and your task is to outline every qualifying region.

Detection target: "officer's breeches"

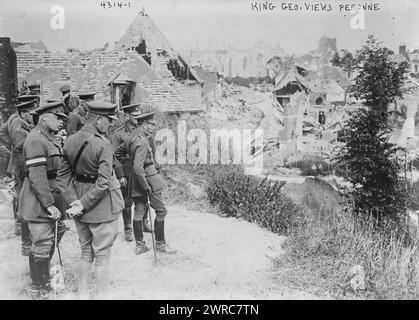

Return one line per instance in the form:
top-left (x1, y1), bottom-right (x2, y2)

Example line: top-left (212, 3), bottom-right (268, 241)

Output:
top-left (28, 221), bottom-right (55, 259)
top-left (74, 219), bottom-right (119, 266)
top-left (132, 192), bottom-right (167, 222)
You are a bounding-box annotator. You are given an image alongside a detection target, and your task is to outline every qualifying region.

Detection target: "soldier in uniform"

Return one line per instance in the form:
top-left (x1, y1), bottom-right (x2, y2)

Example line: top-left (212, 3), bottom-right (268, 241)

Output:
top-left (114, 110), bottom-right (176, 255)
top-left (10, 100), bottom-right (38, 256)
top-left (66, 92), bottom-right (95, 136)
top-left (57, 101), bottom-right (124, 300)
top-left (109, 104), bottom-right (153, 242)
top-left (0, 95), bottom-right (40, 236)
top-left (59, 84), bottom-right (78, 115)
top-left (19, 102), bottom-right (69, 299)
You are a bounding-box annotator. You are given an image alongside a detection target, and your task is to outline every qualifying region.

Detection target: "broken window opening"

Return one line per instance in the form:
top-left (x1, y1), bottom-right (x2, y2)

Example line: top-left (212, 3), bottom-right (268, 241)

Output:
top-left (135, 39), bottom-right (147, 55)
top-left (109, 81), bottom-right (136, 108)
top-left (166, 56), bottom-right (197, 81)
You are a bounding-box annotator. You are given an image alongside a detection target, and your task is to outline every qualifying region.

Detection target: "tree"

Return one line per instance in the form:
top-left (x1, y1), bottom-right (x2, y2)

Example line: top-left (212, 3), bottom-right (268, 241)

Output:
top-left (331, 51), bottom-right (341, 67)
top-left (340, 51), bottom-right (355, 77)
top-left (352, 36), bottom-right (409, 120)
top-left (336, 36), bottom-right (410, 230)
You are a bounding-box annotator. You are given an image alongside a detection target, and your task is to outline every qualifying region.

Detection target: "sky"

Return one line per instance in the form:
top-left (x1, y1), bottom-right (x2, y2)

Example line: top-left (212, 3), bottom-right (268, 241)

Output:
top-left (1, 0), bottom-right (419, 54)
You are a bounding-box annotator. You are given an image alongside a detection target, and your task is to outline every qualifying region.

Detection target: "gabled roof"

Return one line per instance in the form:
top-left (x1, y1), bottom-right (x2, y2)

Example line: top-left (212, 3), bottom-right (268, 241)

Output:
top-left (274, 66), bottom-right (319, 92)
top-left (116, 11), bottom-right (176, 55)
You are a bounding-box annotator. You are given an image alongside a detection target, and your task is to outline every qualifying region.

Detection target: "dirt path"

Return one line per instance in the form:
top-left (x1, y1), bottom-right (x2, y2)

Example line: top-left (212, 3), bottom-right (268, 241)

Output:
top-left (0, 187), bottom-right (324, 300)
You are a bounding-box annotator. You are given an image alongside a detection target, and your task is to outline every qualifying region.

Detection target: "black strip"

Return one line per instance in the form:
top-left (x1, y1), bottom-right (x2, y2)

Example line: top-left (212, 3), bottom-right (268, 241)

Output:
top-left (59, 168), bottom-right (72, 175)
top-left (73, 140), bottom-right (90, 172)
top-left (47, 171), bottom-right (57, 180)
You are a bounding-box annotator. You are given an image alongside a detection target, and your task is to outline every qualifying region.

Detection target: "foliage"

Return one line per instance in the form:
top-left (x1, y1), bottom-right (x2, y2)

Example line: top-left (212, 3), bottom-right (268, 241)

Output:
top-left (336, 108), bottom-right (410, 226)
top-left (206, 165), bottom-right (300, 236)
top-left (331, 50), bottom-right (356, 76)
top-left (336, 36), bottom-right (410, 227)
top-left (282, 207), bottom-right (418, 299)
top-left (352, 35), bottom-right (409, 117)
top-left (286, 155), bottom-right (335, 176)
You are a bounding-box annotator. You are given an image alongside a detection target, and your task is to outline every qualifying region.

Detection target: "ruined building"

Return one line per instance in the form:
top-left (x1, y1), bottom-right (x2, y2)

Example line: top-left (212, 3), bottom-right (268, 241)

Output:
top-left (14, 10), bottom-right (204, 113)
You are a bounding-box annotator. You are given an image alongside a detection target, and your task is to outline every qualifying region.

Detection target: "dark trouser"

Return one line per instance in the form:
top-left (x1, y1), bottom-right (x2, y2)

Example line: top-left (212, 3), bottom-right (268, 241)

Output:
top-left (132, 193), bottom-right (167, 243)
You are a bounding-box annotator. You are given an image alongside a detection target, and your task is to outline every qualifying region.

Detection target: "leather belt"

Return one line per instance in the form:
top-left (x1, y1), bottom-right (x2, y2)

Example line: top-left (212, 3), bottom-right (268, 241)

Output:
top-left (75, 173), bottom-right (98, 183)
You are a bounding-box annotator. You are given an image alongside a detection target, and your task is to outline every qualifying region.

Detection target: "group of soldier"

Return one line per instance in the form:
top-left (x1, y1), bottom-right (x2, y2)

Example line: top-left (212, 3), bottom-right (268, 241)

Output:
top-left (1, 84), bottom-right (176, 300)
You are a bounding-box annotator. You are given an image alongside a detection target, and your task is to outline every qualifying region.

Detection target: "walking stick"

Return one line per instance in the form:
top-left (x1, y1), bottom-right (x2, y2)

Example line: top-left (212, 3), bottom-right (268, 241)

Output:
top-left (52, 220), bottom-right (66, 298)
top-left (147, 195), bottom-right (158, 267)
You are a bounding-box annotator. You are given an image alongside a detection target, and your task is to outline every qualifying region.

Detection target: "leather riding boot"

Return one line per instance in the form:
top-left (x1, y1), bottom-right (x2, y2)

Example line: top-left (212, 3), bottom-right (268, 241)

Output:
top-left (28, 253), bottom-right (40, 299)
top-left (122, 208), bottom-right (133, 241)
top-left (35, 257), bottom-right (52, 299)
top-left (135, 240), bottom-right (150, 255)
top-left (132, 220), bottom-right (143, 243)
top-left (154, 220), bottom-right (177, 254)
top-left (133, 220), bottom-right (149, 254)
top-left (21, 220), bottom-right (31, 256)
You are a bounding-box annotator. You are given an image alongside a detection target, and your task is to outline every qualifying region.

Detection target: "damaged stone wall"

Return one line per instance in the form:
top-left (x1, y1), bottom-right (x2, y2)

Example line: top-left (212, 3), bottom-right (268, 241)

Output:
top-left (16, 49), bottom-right (203, 112)
top-left (278, 91), bottom-right (308, 160)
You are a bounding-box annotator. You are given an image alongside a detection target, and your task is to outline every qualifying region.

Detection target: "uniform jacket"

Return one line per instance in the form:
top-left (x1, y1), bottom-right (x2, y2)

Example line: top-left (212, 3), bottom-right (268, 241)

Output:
top-left (18, 125), bottom-right (67, 222)
top-left (0, 112), bottom-right (21, 149)
top-left (57, 123), bottom-right (124, 223)
top-left (11, 120), bottom-right (32, 191)
top-left (109, 126), bottom-right (132, 178)
top-left (66, 101), bottom-right (88, 136)
top-left (114, 127), bottom-right (165, 198)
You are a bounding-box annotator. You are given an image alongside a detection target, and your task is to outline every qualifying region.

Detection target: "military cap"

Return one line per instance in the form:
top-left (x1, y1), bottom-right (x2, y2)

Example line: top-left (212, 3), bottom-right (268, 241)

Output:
top-left (86, 101), bottom-right (118, 120)
top-left (16, 100), bottom-right (38, 112)
top-left (121, 103), bottom-right (140, 114)
top-left (59, 84), bottom-right (71, 93)
top-left (77, 91), bottom-right (97, 100)
top-left (16, 95), bottom-right (40, 103)
top-left (36, 101), bottom-right (68, 119)
top-left (129, 109), bottom-right (156, 121)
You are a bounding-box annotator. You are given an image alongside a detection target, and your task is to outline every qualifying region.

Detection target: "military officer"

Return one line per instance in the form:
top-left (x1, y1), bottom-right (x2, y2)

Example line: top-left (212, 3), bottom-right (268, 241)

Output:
top-left (19, 101), bottom-right (69, 299)
top-left (66, 92), bottom-right (95, 136)
top-left (0, 95), bottom-right (40, 236)
top-left (59, 84), bottom-right (78, 115)
top-left (114, 110), bottom-right (176, 255)
top-left (109, 103), bottom-right (154, 241)
top-left (57, 101), bottom-right (124, 300)
top-left (11, 100), bottom-right (38, 256)
top-left (109, 111), bottom-right (135, 241)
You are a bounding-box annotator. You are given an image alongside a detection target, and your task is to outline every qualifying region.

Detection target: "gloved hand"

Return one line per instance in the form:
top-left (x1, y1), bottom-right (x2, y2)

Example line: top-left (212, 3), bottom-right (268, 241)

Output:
top-left (66, 200), bottom-right (84, 219)
top-left (47, 206), bottom-right (62, 220)
top-left (145, 187), bottom-right (151, 197)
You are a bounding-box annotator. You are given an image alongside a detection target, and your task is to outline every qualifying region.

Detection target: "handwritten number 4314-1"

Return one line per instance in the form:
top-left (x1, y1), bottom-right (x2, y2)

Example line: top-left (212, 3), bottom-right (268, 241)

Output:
top-left (100, 1), bottom-right (131, 9)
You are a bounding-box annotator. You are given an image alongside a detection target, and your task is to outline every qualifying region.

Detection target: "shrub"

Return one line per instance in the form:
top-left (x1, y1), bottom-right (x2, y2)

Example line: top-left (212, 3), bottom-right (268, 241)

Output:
top-left (286, 155), bottom-right (334, 176)
top-left (206, 164), bottom-right (300, 236)
top-left (282, 207), bottom-right (418, 299)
